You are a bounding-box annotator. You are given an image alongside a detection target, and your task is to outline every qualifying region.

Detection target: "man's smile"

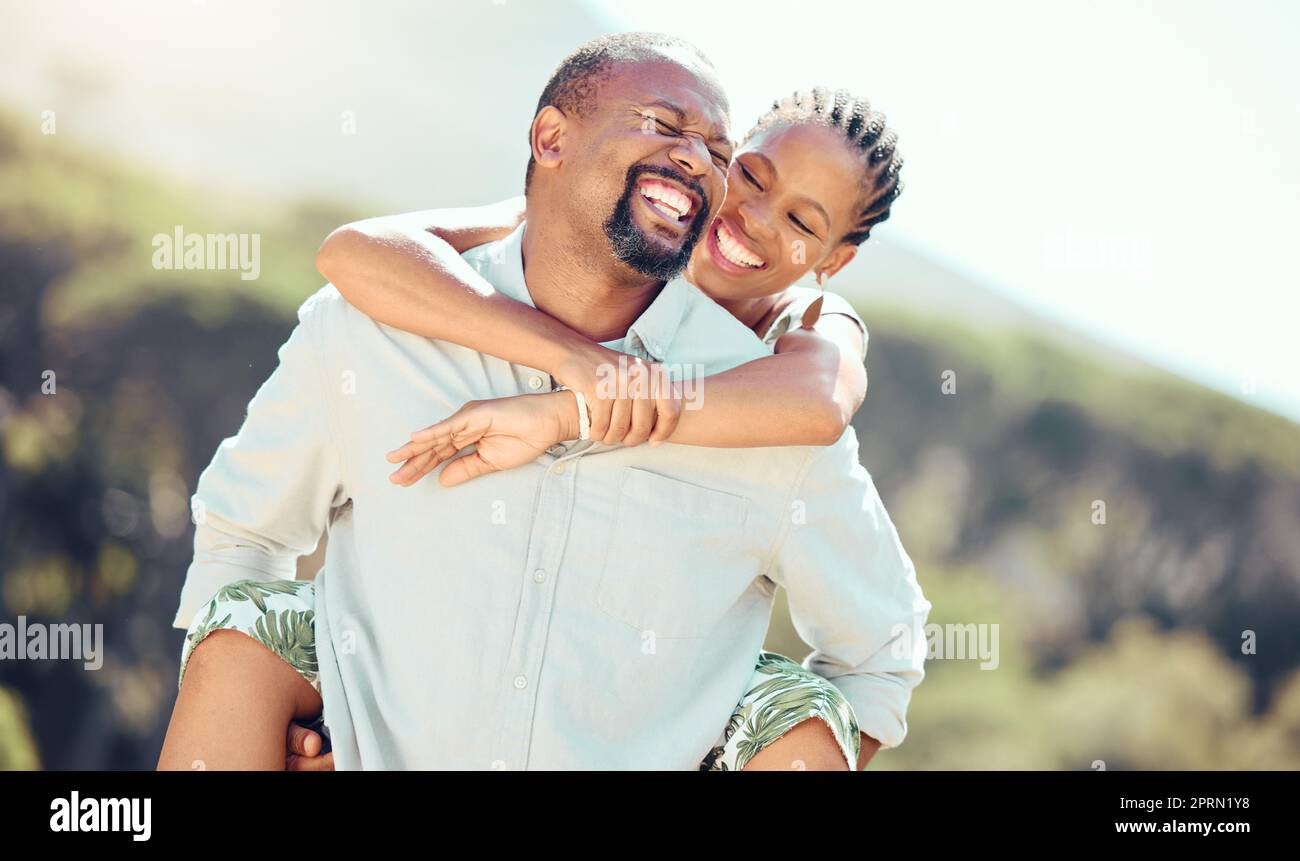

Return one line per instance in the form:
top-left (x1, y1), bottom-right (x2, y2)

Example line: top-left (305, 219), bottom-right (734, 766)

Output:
top-left (635, 177), bottom-right (697, 225)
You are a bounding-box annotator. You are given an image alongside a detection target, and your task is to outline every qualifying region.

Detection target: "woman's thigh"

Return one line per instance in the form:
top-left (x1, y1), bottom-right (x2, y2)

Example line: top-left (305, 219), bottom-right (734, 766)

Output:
top-left (699, 651), bottom-right (861, 771)
top-left (159, 579), bottom-right (324, 770)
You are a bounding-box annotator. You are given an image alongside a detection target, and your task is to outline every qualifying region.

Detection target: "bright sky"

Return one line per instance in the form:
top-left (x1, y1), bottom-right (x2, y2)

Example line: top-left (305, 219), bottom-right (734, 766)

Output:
top-left (595, 0), bottom-right (1300, 422)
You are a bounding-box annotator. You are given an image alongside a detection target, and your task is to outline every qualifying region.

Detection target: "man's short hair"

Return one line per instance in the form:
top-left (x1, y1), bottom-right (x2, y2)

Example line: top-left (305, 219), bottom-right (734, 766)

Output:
top-left (524, 32), bottom-right (715, 192)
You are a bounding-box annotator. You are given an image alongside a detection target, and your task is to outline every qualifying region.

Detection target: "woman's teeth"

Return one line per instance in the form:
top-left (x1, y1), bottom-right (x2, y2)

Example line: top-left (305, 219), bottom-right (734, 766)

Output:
top-left (715, 221), bottom-right (764, 268)
top-left (638, 180), bottom-right (693, 221)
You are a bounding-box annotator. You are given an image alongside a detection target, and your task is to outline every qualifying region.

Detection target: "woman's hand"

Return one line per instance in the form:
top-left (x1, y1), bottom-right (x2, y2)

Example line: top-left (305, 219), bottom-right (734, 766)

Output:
top-left (552, 344), bottom-right (684, 447)
top-left (386, 391), bottom-right (577, 488)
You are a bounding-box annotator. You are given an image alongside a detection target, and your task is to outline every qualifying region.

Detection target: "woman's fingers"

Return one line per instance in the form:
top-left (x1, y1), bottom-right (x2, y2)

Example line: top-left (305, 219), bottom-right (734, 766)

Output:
top-left (602, 393), bottom-right (632, 445)
top-left (439, 452), bottom-right (500, 487)
top-left (622, 395), bottom-right (658, 447)
top-left (386, 437), bottom-right (438, 463)
top-left (286, 722), bottom-right (321, 757)
top-left (409, 422), bottom-right (451, 444)
top-left (389, 448), bottom-right (442, 485)
top-left (284, 722), bottom-right (334, 771)
top-left (388, 411), bottom-right (483, 481)
top-left (286, 751), bottom-right (335, 772)
top-left (585, 392), bottom-right (613, 441)
top-left (588, 359), bottom-right (679, 448)
top-left (648, 379), bottom-right (683, 446)
top-left (409, 403), bottom-right (489, 447)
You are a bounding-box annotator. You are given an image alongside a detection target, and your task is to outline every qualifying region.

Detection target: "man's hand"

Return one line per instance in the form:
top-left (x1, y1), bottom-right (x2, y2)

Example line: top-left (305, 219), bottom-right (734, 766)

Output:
top-left (285, 722), bottom-right (334, 771)
top-left (386, 391), bottom-right (574, 487)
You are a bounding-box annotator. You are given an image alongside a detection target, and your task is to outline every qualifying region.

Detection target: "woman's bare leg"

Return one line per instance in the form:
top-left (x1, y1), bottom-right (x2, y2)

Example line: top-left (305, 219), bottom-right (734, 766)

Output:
top-left (741, 717), bottom-right (850, 771)
top-left (157, 630), bottom-right (322, 771)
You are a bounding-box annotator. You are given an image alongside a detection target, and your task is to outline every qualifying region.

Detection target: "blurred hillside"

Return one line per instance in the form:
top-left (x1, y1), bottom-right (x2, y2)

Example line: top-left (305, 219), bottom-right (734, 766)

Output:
top-left (2, 109), bottom-right (1299, 770)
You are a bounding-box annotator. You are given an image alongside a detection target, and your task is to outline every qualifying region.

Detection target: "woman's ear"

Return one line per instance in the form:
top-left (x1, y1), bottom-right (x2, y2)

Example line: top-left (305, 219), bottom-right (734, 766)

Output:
top-left (814, 243), bottom-right (858, 282)
top-left (530, 106), bottom-right (568, 173)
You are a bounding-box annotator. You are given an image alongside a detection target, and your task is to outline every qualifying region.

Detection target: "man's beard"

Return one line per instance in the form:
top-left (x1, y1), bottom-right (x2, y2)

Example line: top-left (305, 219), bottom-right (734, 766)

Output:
top-left (603, 164), bottom-right (709, 281)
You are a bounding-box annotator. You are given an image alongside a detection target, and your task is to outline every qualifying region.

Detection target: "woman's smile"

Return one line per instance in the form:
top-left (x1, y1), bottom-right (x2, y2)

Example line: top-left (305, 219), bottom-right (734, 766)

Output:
top-left (707, 215), bottom-right (768, 272)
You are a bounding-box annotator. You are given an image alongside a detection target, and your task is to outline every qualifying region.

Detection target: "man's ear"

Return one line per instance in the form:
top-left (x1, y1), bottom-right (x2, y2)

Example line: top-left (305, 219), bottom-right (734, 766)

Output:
top-left (530, 105), bottom-right (568, 173)
top-left (815, 243), bottom-right (858, 281)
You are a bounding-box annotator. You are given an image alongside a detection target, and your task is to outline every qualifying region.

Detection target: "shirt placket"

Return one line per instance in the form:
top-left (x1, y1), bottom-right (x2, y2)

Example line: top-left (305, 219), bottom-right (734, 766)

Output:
top-left (489, 339), bottom-right (658, 768)
top-left (489, 365), bottom-right (584, 769)
top-left (493, 447), bottom-right (581, 770)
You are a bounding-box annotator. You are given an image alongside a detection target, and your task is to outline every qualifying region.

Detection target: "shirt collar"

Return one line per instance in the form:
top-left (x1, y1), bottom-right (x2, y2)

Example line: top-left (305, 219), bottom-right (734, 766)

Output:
top-left (476, 221), bottom-right (532, 308)
top-left (484, 221), bottom-right (689, 362)
top-left (622, 276), bottom-right (689, 362)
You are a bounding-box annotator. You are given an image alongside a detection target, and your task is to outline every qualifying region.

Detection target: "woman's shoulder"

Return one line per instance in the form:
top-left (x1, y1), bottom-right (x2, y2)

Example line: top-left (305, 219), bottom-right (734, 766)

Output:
top-left (764, 284), bottom-right (869, 357)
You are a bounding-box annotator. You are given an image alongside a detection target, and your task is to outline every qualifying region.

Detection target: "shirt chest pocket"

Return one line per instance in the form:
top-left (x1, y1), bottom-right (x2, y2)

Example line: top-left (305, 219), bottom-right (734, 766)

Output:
top-left (595, 466), bottom-right (755, 639)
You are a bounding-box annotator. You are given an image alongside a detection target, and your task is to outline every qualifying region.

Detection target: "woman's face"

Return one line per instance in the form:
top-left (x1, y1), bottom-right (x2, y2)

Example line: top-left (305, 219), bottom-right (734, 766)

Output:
top-left (685, 121), bottom-right (865, 302)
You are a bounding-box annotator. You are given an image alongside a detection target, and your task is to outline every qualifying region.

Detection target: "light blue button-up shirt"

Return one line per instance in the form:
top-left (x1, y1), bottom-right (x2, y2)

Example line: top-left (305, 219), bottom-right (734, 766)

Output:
top-left (175, 222), bottom-right (929, 769)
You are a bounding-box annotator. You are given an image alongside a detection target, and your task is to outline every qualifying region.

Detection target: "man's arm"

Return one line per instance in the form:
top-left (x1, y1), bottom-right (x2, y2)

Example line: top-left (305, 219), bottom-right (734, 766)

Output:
top-left (174, 288), bottom-right (347, 629)
top-left (767, 430), bottom-right (930, 768)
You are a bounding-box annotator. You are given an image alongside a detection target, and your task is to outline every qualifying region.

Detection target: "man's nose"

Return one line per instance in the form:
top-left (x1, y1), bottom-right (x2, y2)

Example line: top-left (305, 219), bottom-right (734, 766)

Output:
top-left (668, 135), bottom-right (711, 178)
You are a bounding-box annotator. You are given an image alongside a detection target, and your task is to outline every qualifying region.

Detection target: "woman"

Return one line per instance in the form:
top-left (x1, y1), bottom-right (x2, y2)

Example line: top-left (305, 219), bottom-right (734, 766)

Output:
top-left (166, 88), bottom-right (904, 771)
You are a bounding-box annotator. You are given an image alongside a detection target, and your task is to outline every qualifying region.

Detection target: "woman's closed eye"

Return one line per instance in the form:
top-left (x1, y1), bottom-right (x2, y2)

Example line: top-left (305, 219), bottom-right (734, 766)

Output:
top-left (739, 162), bottom-right (764, 192)
top-left (789, 214), bottom-right (817, 239)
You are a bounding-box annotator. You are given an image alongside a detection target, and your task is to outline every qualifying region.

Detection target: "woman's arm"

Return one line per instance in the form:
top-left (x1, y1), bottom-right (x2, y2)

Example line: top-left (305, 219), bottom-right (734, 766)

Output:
top-left (316, 196), bottom-right (596, 378)
top-left (386, 310), bottom-right (870, 485)
top-left (387, 315), bottom-right (867, 485)
top-left (317, 206), bottom-right (867, 465)
top-left (654, 314), bottom-right (867, 447)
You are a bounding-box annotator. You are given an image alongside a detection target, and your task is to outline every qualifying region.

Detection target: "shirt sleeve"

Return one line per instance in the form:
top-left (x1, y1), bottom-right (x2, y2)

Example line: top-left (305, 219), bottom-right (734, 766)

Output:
top-left (767, 431), bottom-right (930, 749)
top-left (766, 286), bottom-right (869, 362)
top-left (173, 288), bottom-right (348, 629)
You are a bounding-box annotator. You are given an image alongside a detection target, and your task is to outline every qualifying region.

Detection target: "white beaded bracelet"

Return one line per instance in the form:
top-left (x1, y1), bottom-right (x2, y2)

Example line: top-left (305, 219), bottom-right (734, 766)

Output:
top-left (556, 386), bottom-right (591, 441)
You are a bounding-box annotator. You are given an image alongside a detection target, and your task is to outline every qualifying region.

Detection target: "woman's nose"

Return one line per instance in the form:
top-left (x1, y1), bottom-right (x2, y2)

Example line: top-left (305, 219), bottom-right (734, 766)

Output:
top-left (737, 200), bottom-right (778, 242)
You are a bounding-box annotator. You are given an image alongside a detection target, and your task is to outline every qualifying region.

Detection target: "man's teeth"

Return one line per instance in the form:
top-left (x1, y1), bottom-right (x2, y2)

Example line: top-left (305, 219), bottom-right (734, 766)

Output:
top-left (639, 181), bottom-right (692, 220)
top-left (649, 199), bottom-right (680, 220)
top-left (715, 222), bottom-right (763, 268)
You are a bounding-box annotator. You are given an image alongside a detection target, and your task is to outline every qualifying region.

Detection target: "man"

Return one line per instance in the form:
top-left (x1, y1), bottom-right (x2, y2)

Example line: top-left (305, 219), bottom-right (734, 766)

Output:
top-left (160, 32), bottom-right (928, 770)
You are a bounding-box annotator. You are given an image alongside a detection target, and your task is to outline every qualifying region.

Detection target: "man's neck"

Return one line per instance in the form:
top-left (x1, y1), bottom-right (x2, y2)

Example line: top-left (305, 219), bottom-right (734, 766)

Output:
top-left (519, 216), bottom-right (664, 343)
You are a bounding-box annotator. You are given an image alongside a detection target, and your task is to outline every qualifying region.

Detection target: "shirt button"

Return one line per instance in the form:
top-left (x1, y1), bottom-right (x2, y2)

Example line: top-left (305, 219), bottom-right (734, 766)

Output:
top-left (513, 674), bottom-right (528, 689)
top-left (552, 463), bottom-right (566, 475)
top-left (532, 568), bottom-right (546, 583)
top-left (528, 376), bottom-right (544, 390)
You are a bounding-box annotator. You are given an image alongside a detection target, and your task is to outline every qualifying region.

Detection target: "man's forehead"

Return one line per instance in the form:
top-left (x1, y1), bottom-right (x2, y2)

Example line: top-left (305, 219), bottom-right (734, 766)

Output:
top-left (604, 56), bottom-right (732, 137)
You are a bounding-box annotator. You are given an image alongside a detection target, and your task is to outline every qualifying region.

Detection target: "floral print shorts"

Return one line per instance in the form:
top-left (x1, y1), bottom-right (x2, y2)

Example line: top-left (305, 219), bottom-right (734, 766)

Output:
top-left (179, 579), bottom-right (860, 770)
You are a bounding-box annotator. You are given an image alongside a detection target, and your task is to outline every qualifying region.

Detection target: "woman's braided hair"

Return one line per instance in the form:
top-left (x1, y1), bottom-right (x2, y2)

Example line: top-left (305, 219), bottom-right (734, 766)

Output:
top-left (744, 87), bottom-right (904, 246)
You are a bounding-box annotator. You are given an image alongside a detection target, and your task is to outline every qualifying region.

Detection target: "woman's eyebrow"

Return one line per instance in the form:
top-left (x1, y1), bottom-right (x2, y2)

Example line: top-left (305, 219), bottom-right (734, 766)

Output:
top-left (749, 151), bottom-right (778, 180)
top-left (800, 196), bottom-right (831, 232)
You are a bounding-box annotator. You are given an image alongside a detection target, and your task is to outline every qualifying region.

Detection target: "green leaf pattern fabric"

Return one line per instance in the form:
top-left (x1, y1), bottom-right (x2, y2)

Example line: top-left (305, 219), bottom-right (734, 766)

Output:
top-left (178, 579), bottom-right (320, 694)
top-left (700, 651), bottom-right (861, 771)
